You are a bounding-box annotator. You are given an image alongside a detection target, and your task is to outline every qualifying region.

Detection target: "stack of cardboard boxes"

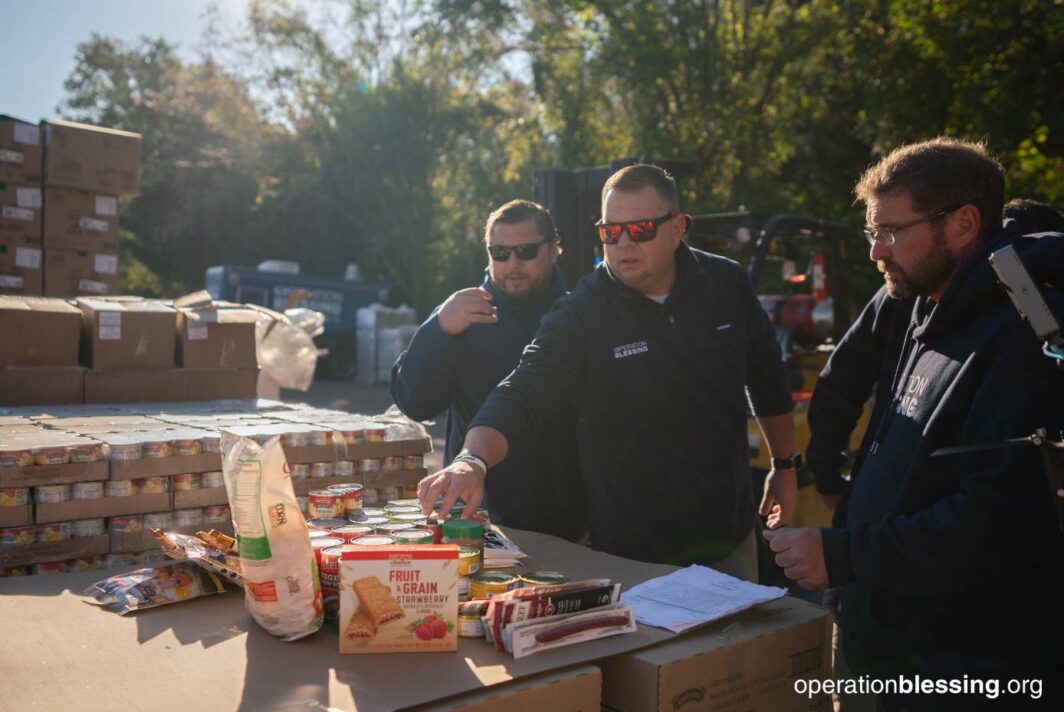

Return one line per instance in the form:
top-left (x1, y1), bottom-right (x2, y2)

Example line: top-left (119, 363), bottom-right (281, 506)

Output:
top-left (0, 114), bottom-right (140, 297)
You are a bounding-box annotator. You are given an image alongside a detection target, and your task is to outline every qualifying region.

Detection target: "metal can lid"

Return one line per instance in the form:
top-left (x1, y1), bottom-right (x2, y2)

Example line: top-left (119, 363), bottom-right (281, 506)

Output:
top-left (468, 572), bottom-right (518, 585)
top-left (519, 571), bottom-right (571, 586)
top-left (442, 518), bottom-right (484, 538)
top-left (352, 507), bottom-right (387, 518)
top-left (327, 483), bottom-right (364, 492)
top-left (311, 537), bottom-right (344, 549)
top-left (308, 490), bottom-right (341, 498)
top-left (392, 528), bottom-right (433, 542)
top-left (350, 535), bottom-right (396, 546)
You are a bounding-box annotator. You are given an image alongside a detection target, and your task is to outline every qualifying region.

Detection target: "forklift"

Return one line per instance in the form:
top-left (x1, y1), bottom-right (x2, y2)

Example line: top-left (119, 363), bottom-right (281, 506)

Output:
top-left (535, 158), bottom-right (873, 531)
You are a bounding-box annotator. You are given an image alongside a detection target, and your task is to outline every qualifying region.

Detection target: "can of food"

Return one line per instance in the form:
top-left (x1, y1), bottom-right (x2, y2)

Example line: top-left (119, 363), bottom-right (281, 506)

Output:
top-left (348, 535), bottom-right (396, 546)
top-left (403, 455), bottom-right (423, 470)
top-left (307, 429), bottom-right (330, 447)
top-left (0, 447), bottom-right (34, 468)
top-left (0, 526), bottom-right (35, 546)
top-left (70, 481), bottom-right (104, 500)
top-left (311, 462), bottom-right (333, 479)
top-left (319, 545), bottom-right (344, 618)
top-left (519, 571), bottom-right (572, 587)
top-left (297, 496), bottom-right (309, 516)
top-left (308, 528), bottom-right (333, 541)
top-left (143, 512), bottom-right (175, 530)
top-left (290, 463), bottom-right (310, 481)
top-left (458, 613), bottom-right (485, 638)
top-left (173, 508), bottom-right (203, 527)
top-left (203, 505), bottom-right (230, 524)
top-left (33, 446), bottom-right (70, 466)
top-left (382, 456), bottom-right (402, 472)
top-left (468, 572), bottom-right (520, 599)
top-left (384, 502), bottom-right (421, 514)
top-left (71, 518), bottom-right (106, 538)
top-left (401, 484), bottom-right (418, 499)
top-left (67, 556), bottom-right (99, 572)
top-left (33, 562), bottom-right (67, 575)
top-left (133, 476), bottom-right (170, 495)
top-left (351, 507), bottom-right (387, 519)
top-left (332, 460), bottom-right (355, 478)
top-left (391, 528), bottom-right (434, 545)
top-left (311, 537), bottom-right (344, 565)
top-left (333, 524), bottom-right (377, 542)
top-left (283, 430), bottom-right (311, 448)
top-left (379, 486), bottom-right (400, 502)
top-left (388, 512), bottom-right (429, 526)
top-left (424, 518), bottom-right (443, 544)
top-left (105, 480), bottom-right (134, 498)
top-left (357, 458), bottom-right (382, 475)
top-left (200, 435), bottom-right (221, 453)
top-left (458, 547), bottom-right (482, 577)
top-left (109, 515), bottom-right (142, 533)
top-left (70, 443), bottom-right (103, 463)
top-left (107, 440), bottom-right (142, 461)
top-left (0, 566), bottom-right (29, 577)
top-left (361, 488), bottom-right (380, 506)
top-left (105, 553), bottom-right (137, 568)
top-left (308, 490), bottom-right (345, 520)
top-left (0, 488), bottom-right (28, 507)
top-left (457, 576), bottom-right (470, 602)
top-left (36, 522), bottom-right (71, 542)
top-left (171, 437), bottom-right (203, 456)
top-left (34, 484), bottom-right (70, 504)
top-left (172, 473), bottom-right (202, 491)
top-left (374, 522), bottom-right (414, 536)
top-left (448, 506), bottom-right (491, 525)
top-left (331, 426), bottom-right (363, 445)
top-left (364, 426), bottom-right (386, 443)
top-left (329, 483), bottom-right (364, 513)
top-left (201, 471), bottom-right (224, 489)
top-left (306, 518), bottom-right (348, 531)
top-left (350, 515), bottom-right (389, 527)
top-left (141, 439), bottom-right (173, 459)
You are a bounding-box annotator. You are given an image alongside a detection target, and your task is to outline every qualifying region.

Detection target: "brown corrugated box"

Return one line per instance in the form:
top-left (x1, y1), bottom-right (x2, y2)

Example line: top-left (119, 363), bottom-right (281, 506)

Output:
top-left (0, 534), bottom-right (109, 567)
top-left (0, 365), bottom-right (84, 406)
top-left (34, 492), bottom-right (171, 524)
top-left (0, 181), bottom-right (42, 245)
top-left (84, 369), bottom-right (184, 403)
top-left (41, 119), bottom-right (140, 197)
top-left (172, 487), bottom-right (228, 509)
top-left (414, 665), bottom-right (601, 711)
top-left (0, 115), bottom-right (43, 184)
top-left (44, 247), bottom-right (119, 297)
top-left (599, 596), bottom-right (833, 712)
top-left (77, 297), bottom-right (175, 369)
top-left (0, 460), bottom-right (108, 488)
top-left (0, 504), bottom-right (33, 527)
top-left (0, 237), bottom-right (43, 295)
top-left (176, 307), bottom-right (259, 369)
top-left (109, 452), bottom-right (221, 480)
top-left (42, 186), bottom-right (119, 252)
top-left (0, 295), bottom-right (82, 365)
top-left (183, 368), bottom-right (259, 401)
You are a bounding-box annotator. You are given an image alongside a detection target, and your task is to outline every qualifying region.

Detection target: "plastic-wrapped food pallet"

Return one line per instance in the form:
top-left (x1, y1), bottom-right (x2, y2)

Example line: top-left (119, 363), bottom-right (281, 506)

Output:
top-left (356, 304), bottom-right (416, 385)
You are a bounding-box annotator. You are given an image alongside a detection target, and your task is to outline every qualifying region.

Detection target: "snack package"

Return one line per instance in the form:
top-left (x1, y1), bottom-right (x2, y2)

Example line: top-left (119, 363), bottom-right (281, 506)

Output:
top-left (84, 563), bottom-right (228, 615)
top-left (221, 432), bottom-right (323, 641)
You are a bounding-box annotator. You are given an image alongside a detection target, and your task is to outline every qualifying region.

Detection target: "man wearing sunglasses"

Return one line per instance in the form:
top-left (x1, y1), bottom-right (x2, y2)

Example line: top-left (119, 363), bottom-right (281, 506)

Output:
top-left (391, 199), bottom-right (584, 541)
top-left (419, 164), bottom-right (797, 581)
top-left (765, 138), bottom-right (1064, 710)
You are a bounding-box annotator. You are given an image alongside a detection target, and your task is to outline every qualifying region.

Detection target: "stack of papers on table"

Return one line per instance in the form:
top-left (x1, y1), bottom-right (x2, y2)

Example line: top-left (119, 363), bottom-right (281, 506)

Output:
top-left (621, 565), bottom-right (787, 633)
top-left (483, 527), bottom-right (526, 568)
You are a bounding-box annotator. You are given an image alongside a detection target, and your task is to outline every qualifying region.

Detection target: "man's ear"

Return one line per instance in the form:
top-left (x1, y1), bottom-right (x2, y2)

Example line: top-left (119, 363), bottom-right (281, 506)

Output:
top-left (952, 204), bottom-right (982, 249)
top-left (549, 241), bottom-right (561, 263)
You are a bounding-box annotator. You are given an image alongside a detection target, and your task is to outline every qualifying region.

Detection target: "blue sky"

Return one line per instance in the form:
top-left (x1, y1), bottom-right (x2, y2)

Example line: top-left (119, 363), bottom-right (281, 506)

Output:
top-left (1, 0), bottom-right (247, 122)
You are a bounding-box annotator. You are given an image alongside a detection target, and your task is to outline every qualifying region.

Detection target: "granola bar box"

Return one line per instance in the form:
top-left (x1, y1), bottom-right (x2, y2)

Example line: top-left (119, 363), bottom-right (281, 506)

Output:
top-left (339, 544), bottom-right (459, 654)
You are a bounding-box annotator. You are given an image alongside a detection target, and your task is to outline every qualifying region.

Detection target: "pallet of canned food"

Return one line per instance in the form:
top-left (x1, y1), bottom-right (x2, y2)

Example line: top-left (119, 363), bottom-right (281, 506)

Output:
top-left (0, 399), bottom-right (432, 577)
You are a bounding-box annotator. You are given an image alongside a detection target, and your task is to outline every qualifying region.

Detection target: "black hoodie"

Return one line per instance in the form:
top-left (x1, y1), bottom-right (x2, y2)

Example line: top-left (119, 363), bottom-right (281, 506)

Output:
top-left (821, 223), bottom-right (1064, 709)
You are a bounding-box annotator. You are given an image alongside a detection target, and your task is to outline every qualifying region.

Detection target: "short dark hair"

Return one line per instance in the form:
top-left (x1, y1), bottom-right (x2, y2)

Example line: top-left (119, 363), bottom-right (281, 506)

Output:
top-left (601, 163), bottom-right (680, 213)
top-left (855, 137), bottom-right (1005, 241)
top-left (1003, 198), bottom-right (1064, 234)
top-left (484, 199), bottom-right (558, 244)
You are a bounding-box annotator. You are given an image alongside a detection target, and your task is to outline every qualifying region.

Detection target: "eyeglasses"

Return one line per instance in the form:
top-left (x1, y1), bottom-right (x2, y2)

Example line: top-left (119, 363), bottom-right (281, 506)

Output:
top-left (863, 205), bottom-right (963, 246)
top-left (487, 238), bottom-right (549, 262)
top-left (595, 212), bottom-right (677, 245)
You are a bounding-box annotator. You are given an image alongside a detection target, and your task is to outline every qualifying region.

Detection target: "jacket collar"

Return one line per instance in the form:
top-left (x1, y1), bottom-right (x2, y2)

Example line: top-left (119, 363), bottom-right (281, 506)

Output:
top-left (482, 265), bottom-right (567, 312)
top-left (601, 241), bottom-right (703, 306)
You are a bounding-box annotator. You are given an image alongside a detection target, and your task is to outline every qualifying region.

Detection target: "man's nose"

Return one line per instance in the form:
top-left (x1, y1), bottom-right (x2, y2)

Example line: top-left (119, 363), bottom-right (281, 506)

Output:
top-left (869, 239), bottom-right (891, 262)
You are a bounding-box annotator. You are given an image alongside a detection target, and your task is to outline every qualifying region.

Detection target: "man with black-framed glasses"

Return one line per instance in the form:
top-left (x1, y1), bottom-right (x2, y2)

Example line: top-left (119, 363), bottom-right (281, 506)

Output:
top-left (391, 199), bottom-right (584, 541)
top-left (418, 164), bottom-right (797, 580)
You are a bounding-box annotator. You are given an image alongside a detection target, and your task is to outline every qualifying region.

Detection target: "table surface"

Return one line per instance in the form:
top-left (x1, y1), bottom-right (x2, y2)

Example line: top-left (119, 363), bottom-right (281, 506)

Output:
top-left (0, 528), bottom-right (679, 712)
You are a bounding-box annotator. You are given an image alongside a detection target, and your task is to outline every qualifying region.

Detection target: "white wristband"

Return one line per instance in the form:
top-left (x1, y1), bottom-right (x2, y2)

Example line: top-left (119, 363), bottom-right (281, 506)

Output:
top-left (452, 452), bottom-right (487, 474)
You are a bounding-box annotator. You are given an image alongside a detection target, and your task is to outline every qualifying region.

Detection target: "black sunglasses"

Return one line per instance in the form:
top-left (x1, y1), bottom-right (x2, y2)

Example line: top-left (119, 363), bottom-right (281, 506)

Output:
top-left (595, 212), bottom-right (677, 245)
top-left (487, 238), bottom-right (549, 262)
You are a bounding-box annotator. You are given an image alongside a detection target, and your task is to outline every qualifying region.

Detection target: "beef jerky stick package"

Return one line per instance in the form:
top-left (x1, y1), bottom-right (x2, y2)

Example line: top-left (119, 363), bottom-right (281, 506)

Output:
top-left (221, 431), bottom-right (323, 641)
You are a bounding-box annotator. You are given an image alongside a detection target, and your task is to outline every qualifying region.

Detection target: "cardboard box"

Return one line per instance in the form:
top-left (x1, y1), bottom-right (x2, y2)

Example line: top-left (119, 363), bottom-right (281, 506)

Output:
top-left (285, 437), bottom-right (434, 465)
top-left (339, 544), bottom-right (459, 654)
top-left (41, 119), bottom-right (140, 196)
top-left (42, 186), bottom-right (119, 252)
top-left (176, 308), bottom-right (258, 369)
top-left (0, 295), bottom-right (82, 365)
top-left (0, 116), bottom-right (43, 184)
top-left (0, 504), bottom-right (33, 527)
top-left (0, 366), bottom-right (84, 406)
top-left (183, 369), bottom-right (259, 401)
top-left (0, 460), bottom-right (108, 488)
top-left (109, 452), bottom-right (221, 480)
top-left (0, 237), bottom-right (42, 295)
top-left (599, 596), bottom-right (833, 712)
top-left (0, 181), bottom-right (42, 245)
top-left (415, 665), bottom-right (602, 711)
top-left (77, 297), bottom-right (176, 369)
top-left (34, 492), bottom-right (171, 524)
top-left (84, 369), bottom-right (183, 403)
top-left (172, 487), bottom-right (228, 509)
top-left (0, 534), bottom-right (109, 567)
top-left (44, 248), bottom-right (119, 297)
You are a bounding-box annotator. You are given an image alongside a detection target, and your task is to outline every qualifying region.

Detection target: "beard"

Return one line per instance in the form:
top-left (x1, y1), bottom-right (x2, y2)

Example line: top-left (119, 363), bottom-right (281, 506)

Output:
top-left (878, 226), bottom-right (959, 299)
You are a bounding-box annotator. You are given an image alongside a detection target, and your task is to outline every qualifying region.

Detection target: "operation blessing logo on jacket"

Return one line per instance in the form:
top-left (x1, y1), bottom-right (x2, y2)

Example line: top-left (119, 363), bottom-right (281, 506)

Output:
top-left (612, 340), bottom-right (649, 359)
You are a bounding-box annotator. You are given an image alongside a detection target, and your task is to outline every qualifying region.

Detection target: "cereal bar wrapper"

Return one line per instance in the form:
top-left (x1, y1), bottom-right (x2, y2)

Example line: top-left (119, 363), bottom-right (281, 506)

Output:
top-left (221, 431), bottom-right (324, 641)
top-left (84, 563), bottom-right (228, 615)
